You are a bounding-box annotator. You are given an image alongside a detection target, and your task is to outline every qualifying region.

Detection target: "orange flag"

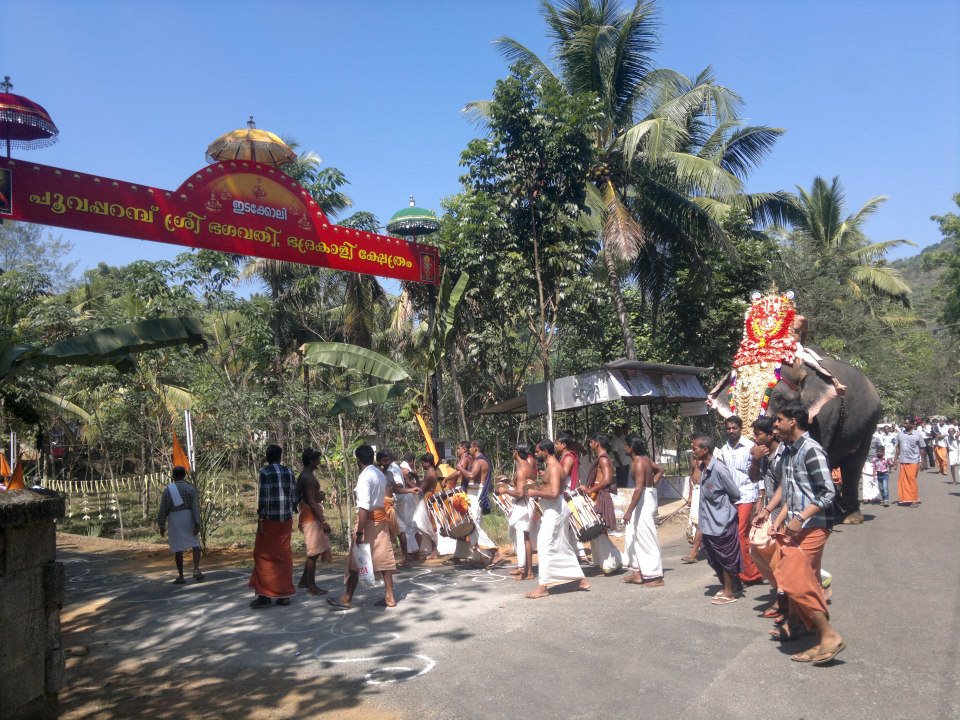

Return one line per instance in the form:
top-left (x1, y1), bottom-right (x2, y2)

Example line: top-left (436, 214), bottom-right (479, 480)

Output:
top-left (6, 455), bottom-right (25, 490)
top-left (172, 429), bottom-right (192, 472)
top-left (0, 454), bottom-right (10, 479)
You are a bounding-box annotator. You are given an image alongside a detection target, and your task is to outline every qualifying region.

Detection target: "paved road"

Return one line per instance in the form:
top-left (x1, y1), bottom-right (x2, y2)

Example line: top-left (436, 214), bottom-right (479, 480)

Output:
top-left (59, 466), bottom-right (960, 719)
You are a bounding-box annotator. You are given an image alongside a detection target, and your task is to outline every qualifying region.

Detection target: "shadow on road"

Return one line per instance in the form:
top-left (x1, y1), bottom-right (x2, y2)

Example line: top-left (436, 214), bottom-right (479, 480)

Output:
top-left (58, 551), bottom-right (503, 719)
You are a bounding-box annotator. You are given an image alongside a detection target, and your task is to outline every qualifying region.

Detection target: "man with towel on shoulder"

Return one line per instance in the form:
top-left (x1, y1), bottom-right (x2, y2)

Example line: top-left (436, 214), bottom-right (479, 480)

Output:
top-left (693, 433), bottom-right (742, 605)
top-left (249, 444), bottom-right (298, 608)
top-left (157, 465), bottom-right (203, 584)
top-left (328, 444), bottom-right (398, 609)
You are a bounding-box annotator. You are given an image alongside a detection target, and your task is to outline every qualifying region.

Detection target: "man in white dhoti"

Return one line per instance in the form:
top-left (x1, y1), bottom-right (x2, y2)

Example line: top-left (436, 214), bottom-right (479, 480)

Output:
top-left (524, 439), bottom-right (590, 599)
top-left (411, 455), bottom-right (455, 558)
top-left (384, 450), bottom-right (421, 565)
top-left (496, 444), bottom-right (538, 581)
top-left (157, 466), bottom-right (203, 584)
top-left (622, 436), bottom-right (665, 587)
top-left (452, 484), bottom-right (501, 567)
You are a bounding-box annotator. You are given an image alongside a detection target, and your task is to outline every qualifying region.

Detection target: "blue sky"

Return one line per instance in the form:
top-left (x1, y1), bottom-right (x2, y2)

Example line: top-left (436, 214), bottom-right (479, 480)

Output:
top-left (2, 0), bottom-right (958, 279)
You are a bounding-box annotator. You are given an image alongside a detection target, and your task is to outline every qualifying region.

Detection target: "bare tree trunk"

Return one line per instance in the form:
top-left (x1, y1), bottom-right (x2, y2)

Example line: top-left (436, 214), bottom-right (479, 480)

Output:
top-left (604, 251), bottom-right (636, 361)
top-left (528, 201), bottom-right (555, 438)
top-left (448, 352), bottom-right (470, 439)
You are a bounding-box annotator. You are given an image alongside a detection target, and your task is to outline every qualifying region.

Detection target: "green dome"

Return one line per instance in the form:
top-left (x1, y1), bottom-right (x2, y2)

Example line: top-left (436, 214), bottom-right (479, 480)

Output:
top-left (386, 196), bottom-right (440, 237)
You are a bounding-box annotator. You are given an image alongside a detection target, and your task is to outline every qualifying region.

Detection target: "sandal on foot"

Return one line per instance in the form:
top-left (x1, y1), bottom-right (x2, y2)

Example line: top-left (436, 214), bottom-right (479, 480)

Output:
top-left (681, 556), bottom-right (698, 564)
top-left (326, 598), bottom-right (351, 610)
top-left (307, 586), bottom-right (329, 596)
top-left (790, 649), bottom-right (818, 663)
top-left (172, 576), bottom-right (186, 585)
top-left (711, 596), bottom-right (737, 605)
top-left (811, 642), bottom-right (846, 665)
top-left (193, 571), bottom-right (205, 582)
top-left (249, 596), bottom-right (272, 608)
top-left (761, 607), bottom-right (782, 619)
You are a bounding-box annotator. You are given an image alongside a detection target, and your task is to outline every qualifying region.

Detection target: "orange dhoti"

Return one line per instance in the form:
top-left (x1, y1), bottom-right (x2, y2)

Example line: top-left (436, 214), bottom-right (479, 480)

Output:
top-left (935, 446), bottom-right (948, 475)
top-left (773, 527), bottom-right (828, 630)
top-left (383, 496), bottom-right (401, 539)
top-left (749, 517), bottom-right (780, 589)
top-left (898, 463), bottom-right (919, 503)
top-left (346, 512), bottom-right (397, 579)
top-left (249, 518), bottom-right (296, 599)
top-left (736, 503), bottom-right (762, 583)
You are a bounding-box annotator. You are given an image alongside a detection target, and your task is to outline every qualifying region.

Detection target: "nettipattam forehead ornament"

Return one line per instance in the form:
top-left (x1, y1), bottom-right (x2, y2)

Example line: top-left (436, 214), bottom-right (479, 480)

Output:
top-left (732, 291), bottom-right (798, 368)
top-left (728, 291), bottom-right (799, 423)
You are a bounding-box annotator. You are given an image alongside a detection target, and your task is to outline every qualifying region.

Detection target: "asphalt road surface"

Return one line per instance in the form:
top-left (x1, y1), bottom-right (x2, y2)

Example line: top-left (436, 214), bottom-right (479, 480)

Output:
top-left (59, 466), bottom-right (960, 720)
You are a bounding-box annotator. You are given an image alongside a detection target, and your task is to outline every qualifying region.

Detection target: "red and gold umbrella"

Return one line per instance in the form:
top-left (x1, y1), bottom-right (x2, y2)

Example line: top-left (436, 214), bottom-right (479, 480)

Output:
top-left (205, 116), bottom-right (296, 167)
top-left (0, 76), bottom-right (59, 158)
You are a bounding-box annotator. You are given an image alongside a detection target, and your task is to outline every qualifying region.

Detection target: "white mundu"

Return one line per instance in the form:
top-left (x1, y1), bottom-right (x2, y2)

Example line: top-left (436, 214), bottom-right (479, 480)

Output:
top-left (454, 484), bottom-right (496, 560)
top-left (536, 495), bottom-right (585, 585)
top-left (623, 486), bottom-right (662, 579)
top-left (411, 496), bottom-right (456, 556)
top-left (508, 496), bottom-right (538, 568)
top-left (589, 534), bottom-right (622, 574)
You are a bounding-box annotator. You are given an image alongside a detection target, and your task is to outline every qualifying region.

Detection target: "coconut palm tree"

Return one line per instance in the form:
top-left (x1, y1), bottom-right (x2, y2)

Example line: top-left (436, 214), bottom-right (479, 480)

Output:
top-left (495, 0), bottom-right (786, 359)
top-left (784, 176), bottom-right (913, 303)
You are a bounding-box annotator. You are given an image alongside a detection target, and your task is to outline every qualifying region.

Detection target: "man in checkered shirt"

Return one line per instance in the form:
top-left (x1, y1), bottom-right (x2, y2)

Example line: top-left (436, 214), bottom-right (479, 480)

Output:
top-left (769, 402), bottom-right (845, 665)
top-left (249, 444), bottom-right (298, 608)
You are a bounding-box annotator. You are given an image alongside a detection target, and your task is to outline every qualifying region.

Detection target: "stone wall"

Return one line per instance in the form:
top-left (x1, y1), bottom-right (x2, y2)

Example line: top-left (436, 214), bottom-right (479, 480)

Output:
top-left (0, 490), bottom-right (65, 720)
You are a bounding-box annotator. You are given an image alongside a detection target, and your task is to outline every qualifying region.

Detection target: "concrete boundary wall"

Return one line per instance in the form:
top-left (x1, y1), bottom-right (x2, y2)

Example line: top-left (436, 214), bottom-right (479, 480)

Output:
top-left (0, 490), bottom-right (65, 720)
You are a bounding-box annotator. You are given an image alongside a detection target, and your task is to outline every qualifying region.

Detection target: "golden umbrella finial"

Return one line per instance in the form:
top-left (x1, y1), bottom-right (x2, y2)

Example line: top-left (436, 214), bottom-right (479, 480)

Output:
top-left (205, 115), bottom-right (296, 167)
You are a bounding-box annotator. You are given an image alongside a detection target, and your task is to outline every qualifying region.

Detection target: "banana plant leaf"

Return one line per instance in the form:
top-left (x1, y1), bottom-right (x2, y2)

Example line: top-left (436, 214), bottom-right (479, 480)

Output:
top-left (301, 342), bottom-right (411, 383)
top-left (0, 316), bottom-right (206, 383)
top-left (328, 382), bottom-right (406, 415)
top-left (428, 271), bottom-right (469, 373)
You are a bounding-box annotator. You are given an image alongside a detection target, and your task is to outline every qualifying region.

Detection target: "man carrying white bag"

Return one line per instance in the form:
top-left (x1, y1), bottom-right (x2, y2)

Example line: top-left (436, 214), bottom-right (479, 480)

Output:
top-left (328, 444), bottom-right (398, 609)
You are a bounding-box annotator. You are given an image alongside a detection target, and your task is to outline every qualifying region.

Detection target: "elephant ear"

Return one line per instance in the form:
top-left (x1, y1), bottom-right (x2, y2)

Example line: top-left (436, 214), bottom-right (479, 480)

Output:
top-left (795, 360), bottom-right (840, 422)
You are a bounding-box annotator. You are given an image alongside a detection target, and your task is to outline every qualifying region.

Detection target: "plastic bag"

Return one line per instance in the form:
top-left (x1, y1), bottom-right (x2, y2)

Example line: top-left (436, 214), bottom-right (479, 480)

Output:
top-left (353, 542), bottom-right (375, 587)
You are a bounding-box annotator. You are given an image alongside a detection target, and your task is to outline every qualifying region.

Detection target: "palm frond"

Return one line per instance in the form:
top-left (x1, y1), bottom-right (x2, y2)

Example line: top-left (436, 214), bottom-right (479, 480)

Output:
top-left (461, 100), bottom-right (493, 131)
top-left (663, 152), bottom-right (743, 197)
top-left (849, 264), bottom-right (913, 299)
top-left (37, 392), bottom-right (91, 422)
top-left (492, 37), bottom-right (558, 82)
top-left (715, 125), bottom-right (785, 180)
top-left (601, 179), bottom-right (645, 260)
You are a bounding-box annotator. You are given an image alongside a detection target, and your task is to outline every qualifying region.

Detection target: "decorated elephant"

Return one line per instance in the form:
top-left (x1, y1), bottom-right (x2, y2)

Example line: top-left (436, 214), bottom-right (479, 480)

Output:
top-left (707, 291), bottom-right (881, 524)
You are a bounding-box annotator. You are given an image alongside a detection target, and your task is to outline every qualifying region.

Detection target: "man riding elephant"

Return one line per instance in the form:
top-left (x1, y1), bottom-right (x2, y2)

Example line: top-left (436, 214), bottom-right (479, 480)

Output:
top-left (707, 291), bottom-right (881, 524)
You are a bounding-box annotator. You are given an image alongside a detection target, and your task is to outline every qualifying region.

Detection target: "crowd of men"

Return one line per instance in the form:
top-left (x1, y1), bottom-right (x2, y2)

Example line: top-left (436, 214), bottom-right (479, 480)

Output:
top-left (151, 406), bottom-right (960, 667)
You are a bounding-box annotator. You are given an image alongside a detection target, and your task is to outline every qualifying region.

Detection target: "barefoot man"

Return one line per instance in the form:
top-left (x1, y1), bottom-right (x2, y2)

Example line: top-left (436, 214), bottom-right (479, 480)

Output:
top-left (297, 448), bottom-right (333, 595)
top-left (622, 436), bottom-right (665, 588)
top-left (496, 444), bottom-right (538, 581)
top-left (328, 444), bottom-right (397, 609)
top-left (524, 439), bottom-right (590, 599)
top-left (411, 454), bottom-right (443, 559)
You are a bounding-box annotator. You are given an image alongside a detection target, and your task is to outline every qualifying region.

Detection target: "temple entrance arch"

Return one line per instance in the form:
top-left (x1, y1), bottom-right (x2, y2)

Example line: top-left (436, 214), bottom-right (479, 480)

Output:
top-left (0, 157), bottom-right (440, 285)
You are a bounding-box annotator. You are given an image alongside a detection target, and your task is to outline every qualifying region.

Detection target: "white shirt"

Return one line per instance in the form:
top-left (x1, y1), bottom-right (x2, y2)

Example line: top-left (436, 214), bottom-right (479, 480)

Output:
top-left (880, 431), bottom-right (898, 457)
top-left (718, 436), bottom-right (757, 504)
top-left (354, 464), bottom-right (386, 511)
top-left (387, 461), bottom-right (405, 487)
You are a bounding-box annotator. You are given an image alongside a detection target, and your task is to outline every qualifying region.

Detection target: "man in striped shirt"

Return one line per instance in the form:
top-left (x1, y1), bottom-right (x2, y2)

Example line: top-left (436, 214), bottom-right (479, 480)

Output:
top-left (769, 402), bottom-right (845, 665)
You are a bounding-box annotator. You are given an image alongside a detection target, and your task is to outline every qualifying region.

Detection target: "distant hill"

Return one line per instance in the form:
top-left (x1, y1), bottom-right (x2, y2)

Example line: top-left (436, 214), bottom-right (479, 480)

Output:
top-left (891, 237), bottom-right (956, 322)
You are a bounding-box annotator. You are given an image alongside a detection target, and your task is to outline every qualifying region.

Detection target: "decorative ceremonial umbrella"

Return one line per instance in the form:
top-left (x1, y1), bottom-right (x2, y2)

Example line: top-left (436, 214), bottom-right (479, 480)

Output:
top-left (205, 116), bottom-right (296, 167)
top-left (0, 76), bottom-right (59, 158)
top-left (386, 196), bottom-right (441, 240)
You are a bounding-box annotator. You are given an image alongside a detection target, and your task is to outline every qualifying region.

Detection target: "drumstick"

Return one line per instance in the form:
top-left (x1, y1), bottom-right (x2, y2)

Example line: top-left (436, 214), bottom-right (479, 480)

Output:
top-left (564, 491), bottom-right (585, 531)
